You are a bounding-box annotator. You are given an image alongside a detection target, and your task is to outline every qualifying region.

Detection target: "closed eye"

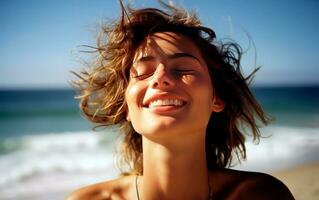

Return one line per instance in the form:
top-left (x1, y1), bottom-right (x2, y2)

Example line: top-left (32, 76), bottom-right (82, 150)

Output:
top-left (175, 69), bottom-right (195, 74)
top-left (132, 72), bottom-right (154, 80)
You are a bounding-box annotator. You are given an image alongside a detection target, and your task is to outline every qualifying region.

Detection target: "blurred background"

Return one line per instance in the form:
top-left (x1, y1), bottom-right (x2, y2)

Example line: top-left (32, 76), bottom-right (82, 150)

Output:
top-left (1, 0), bottom-right (318, 199)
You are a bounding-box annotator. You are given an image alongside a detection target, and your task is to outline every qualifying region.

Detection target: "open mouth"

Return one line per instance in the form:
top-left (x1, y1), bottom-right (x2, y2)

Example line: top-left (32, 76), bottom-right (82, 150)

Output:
top-left (147, 99), bottom-right (186, 108)
top-left (143, 99), bottom-right (187, 114)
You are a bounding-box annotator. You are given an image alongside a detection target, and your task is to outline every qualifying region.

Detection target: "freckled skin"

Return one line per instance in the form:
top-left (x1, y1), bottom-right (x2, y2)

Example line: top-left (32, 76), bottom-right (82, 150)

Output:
top-left (66, 32), bottom-right (295, 200)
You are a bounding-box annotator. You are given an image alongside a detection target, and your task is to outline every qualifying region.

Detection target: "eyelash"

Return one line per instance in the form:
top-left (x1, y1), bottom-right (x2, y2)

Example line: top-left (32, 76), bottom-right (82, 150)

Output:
top-left (132, 72), bottom-right (154, 80)
top-left (131, 69), bottom-right (195, 80)
top-left (175, 69), bottom-right (194, 74)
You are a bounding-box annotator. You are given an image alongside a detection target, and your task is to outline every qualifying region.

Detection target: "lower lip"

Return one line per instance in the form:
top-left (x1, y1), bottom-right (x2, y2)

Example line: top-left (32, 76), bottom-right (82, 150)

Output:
top-left (146, 104), bottom-right (186, 115)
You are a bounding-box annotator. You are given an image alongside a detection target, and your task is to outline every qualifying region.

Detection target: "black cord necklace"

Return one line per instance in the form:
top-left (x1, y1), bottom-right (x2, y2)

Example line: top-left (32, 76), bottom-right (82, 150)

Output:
top-left (135, 175), bottom-right (213, 200)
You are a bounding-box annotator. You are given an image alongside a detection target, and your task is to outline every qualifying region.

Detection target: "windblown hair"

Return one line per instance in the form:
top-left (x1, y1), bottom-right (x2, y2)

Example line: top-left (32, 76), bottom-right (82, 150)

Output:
top-left (73, 1), bottom-right (269, 175)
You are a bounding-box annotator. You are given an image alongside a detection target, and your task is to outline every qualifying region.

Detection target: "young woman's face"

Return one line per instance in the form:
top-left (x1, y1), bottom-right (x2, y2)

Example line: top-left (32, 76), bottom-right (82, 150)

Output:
top-left (125, 32), bottom-right (223, 139)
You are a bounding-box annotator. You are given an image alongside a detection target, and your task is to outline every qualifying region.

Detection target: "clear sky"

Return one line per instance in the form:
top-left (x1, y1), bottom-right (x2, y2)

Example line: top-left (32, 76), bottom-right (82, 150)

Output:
top-left (1, 0), bottom-right (318, 89)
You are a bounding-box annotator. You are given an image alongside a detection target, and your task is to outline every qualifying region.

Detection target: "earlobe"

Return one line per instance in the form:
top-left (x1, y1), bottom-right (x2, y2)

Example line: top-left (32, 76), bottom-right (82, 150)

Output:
top-left (212, 98), bottom-right (225, 113)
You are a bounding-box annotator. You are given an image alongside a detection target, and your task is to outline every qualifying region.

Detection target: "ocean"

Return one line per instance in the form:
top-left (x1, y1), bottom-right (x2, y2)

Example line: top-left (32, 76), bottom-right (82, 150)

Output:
top-left (1, 86), bottom-right (319, 199)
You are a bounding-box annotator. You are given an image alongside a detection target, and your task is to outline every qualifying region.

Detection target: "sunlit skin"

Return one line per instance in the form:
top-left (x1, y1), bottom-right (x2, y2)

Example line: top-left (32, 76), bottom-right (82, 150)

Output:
top-left (66, 32), bottom-right (294, 200)
top-left (126, 32), bottom-right (224, 139)
top-left (125, 32), bottom-right (224, 200)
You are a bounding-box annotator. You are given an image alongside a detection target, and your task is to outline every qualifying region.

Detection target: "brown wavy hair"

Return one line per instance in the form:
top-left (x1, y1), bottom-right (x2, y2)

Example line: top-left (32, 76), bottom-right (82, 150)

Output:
top-left (72, 1), bottom-right (270, 175)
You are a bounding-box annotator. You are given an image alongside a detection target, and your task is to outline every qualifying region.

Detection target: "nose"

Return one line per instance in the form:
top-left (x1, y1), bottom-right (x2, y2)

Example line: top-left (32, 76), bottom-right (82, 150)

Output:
top-left (150, 64), bottom-right (174, 88)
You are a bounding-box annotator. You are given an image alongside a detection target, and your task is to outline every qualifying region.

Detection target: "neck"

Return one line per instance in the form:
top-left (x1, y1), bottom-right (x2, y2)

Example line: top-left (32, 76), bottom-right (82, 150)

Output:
top-left (139, 131), bottom-right (210, 200)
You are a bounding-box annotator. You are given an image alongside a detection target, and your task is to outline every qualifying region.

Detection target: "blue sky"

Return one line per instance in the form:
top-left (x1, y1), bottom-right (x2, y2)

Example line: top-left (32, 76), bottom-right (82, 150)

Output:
top-left (1, 0), bottom-right (318, 89)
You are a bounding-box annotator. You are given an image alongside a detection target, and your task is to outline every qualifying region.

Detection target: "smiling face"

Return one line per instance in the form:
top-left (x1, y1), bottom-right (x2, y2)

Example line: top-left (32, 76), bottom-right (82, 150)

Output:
top-left (125, 32), bottom-right (224, 139)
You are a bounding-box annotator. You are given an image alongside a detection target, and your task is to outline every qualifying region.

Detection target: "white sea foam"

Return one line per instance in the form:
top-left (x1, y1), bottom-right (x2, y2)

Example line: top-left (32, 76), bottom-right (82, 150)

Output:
top-left (0, 125), bottom-right (319, 199)
top-left (234, 125), bottom-right (319, 172)
top-left (0, 130), bottom-right (120, 199)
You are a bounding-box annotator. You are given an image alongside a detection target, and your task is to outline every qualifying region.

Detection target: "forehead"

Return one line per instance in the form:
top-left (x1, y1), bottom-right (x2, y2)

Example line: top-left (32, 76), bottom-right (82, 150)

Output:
top-left (133, 32), bottom-right (203, 62)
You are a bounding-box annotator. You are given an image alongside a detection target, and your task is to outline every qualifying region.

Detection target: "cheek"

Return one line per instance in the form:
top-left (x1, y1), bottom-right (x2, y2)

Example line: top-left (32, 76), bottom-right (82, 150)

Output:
top-left (125, 84), bottom-right (138, 111)
top-left (191, 75), bottom-right (214, 107)
top-left (125, 83), bottom-right (146, 117)
top-left (126, 84), bottom-right (138, 99)
top-left (181, 75), bottom-right (196, 84)
top-left (185, 74), bottom-right (213, 93)
top-left (125, 84), bottom-right (145, 134)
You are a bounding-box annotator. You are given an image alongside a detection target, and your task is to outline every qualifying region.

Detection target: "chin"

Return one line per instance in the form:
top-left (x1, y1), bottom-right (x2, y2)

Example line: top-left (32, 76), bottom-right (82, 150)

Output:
top-left (137, 120), bottom-right (188, 138)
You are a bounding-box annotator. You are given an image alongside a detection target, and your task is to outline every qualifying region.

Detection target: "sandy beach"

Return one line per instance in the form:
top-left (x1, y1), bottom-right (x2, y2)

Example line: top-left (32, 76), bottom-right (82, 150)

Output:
top-left (271, 161), bottom-right (319, 200)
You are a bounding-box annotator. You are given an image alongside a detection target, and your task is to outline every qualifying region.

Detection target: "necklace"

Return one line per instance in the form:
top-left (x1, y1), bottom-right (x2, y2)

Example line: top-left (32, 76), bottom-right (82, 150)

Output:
top-left (135, 175), bottom-right (213, 200)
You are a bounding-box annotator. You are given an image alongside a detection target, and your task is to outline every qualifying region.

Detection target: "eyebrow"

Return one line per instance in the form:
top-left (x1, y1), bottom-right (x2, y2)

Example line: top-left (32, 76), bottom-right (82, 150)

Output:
top-left (136, 52), bottom-right (201, 63)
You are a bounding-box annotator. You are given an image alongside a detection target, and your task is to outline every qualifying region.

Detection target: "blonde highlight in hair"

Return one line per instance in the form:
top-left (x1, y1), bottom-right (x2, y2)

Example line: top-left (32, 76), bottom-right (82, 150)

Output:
top-left (72, 0), bottom-right (270, 175)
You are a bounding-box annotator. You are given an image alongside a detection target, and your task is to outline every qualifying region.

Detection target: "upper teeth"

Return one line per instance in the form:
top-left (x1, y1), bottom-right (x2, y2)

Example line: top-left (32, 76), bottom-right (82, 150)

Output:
top-left (149, 99), bottom-right (183, 108)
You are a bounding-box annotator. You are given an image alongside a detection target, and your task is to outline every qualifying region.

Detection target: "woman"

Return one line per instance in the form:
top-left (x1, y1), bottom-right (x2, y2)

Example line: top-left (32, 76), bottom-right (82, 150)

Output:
top-left (68, 1), bottom-right (294, 200)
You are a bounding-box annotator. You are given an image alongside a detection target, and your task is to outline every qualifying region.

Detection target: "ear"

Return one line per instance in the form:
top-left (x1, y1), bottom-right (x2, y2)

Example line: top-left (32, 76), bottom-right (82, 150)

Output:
top-left (212, 97), bottom-right (225, 113)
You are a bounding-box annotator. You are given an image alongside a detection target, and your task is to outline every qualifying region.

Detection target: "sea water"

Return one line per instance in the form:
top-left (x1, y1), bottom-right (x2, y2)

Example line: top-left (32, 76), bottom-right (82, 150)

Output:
top-left (0, 90), bottom-right (119, 199)
top-left (0, 87), bottom-right (319, 199)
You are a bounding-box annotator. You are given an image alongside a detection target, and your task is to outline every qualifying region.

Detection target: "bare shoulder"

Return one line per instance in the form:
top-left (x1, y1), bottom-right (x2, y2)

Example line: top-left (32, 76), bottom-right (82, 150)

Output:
top-left (211, 169), bottom-right (295, 200)
top-left (65, 175), bottom-right (136, 200)
top-left (235, 170), bottom-right (295, 199)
